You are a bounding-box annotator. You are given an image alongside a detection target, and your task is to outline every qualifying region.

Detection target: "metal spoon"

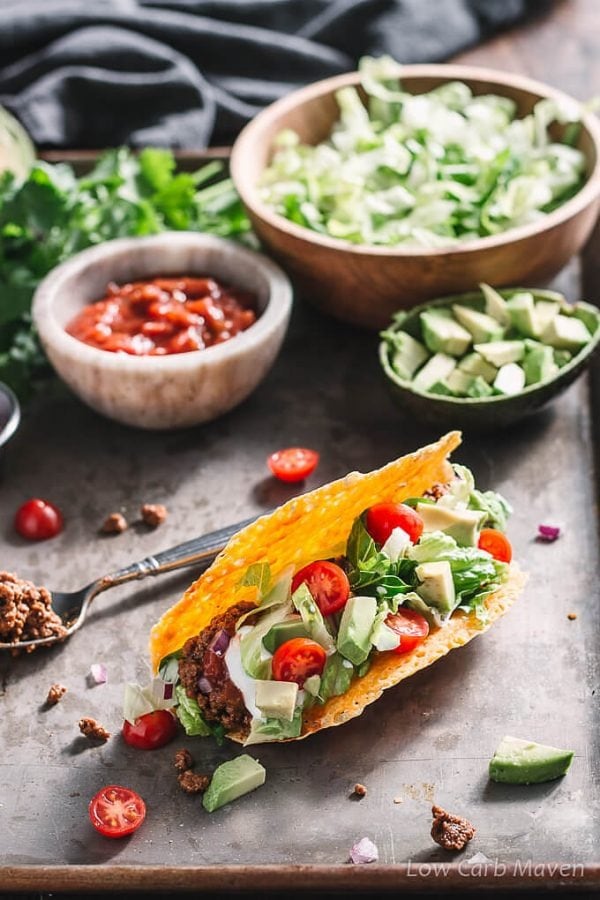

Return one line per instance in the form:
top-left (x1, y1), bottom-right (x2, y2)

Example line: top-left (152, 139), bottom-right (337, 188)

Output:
top-left (0, 381), bottom-right (20, 452)
top-left (1, 515), bottom-right (256, 652)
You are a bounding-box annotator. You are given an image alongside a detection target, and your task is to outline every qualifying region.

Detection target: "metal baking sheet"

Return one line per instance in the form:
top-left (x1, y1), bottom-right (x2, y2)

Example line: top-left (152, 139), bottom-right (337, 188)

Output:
top-left (1, 182), bottom-right (599, 894)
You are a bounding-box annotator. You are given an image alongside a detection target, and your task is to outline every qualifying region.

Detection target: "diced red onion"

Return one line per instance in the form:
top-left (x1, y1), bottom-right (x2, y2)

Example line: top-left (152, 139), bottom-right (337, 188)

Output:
top-left (538, 524), bottom-right (560, 542)
top-left (163, 682), bottom-right (174, 700)
top-left (197, 676), bottom-right (213, 694)
top-left (89, 663), bottom-right (107, 684)
top-left (349, 837), bottom-right (378, 864)
top-left (208, 629), bottom-right (230, 656)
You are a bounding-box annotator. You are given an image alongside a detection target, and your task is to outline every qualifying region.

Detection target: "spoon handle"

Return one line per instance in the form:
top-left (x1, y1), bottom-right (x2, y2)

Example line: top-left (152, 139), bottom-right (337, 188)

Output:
top-left (97, 514), bottom-right (259, 589)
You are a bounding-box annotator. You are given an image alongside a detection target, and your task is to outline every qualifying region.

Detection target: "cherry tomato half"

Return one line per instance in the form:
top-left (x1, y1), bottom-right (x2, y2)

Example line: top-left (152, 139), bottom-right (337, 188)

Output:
top-left (271, 637), bottom-right (327, 687)
top-left (386, 608), bottom-right (430, 654)
top-left (88, 785), bottom-right (146, 839)
top-left (291, 560), bottom-right (350, 616)
top-left (267, 448), bottom-right (319, 483)
top-left (365, 502), bottom-right (424, 545)
top-left (478, 528), bottom-right (512, 563)
top-left (122, 709), bottom-right (178, 750)
top-left (14, 498), bottom-right (64, 541)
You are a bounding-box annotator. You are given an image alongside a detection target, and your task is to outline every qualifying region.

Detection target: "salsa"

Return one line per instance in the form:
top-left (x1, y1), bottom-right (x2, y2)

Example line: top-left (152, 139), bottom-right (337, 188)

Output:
top-left (66, 277), bottom-right (258, 356)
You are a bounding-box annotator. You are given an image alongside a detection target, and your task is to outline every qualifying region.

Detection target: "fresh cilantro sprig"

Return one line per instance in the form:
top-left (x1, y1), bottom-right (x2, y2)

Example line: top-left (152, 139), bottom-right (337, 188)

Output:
top-left (0, 148), bottom-right (252, 398)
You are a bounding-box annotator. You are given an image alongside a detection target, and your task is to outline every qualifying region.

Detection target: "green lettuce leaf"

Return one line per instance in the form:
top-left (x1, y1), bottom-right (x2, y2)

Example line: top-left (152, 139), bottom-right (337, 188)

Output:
top-left (292, 583), bottom-right (336, 653)
top-left (174, 684), bottom-right (225, 743)
top-left (318, 653), bottom-right (355, 703)
top-left (468, 489), bottom-right (513, 532)
top-left (244, 708), bottom-right (303, 744)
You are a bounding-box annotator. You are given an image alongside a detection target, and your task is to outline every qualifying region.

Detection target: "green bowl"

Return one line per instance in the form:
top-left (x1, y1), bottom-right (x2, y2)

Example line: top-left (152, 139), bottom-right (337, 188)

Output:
top-left (379, 288), bottom-right (600, 430)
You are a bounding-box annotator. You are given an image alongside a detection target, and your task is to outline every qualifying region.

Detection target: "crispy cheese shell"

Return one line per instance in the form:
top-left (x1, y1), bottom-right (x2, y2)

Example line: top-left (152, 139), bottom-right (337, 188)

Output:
top-left (150, 431), bottom-right (525, 741)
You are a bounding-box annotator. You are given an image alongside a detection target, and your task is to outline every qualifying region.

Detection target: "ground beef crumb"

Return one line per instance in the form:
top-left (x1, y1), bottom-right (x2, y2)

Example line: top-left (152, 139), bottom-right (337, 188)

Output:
top-left (0, 571), bottom-right (67, 651)
top-left (46, 683), bottom-right (67, 706)
top-left (422, 482), bottom-right (450, 501)
top-left (567, 612), bottom-right (577, 620)
top-left (78, 717), bottom-right (110, 742)
top-left (100, 512), bottom-right (128, 534)
top-left (174, 749), bottom-right (193, 772)
top-left (141, 503), bottom-right (168, 528)
top-left (178, 770), bottom-right (210, 795)
top-left (353, 783), bottom-right (367, 798)
top-left (431, 805), bottom-right (475, 851)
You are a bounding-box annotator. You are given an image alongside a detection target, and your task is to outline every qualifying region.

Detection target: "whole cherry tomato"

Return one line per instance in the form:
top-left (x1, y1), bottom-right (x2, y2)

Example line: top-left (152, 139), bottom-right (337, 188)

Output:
top-left (122, 710), bottom-right (178, 750)
top-left (14, 498), bottom-right (64, 541)
top-left (365, 502), bottom-right (424, 545)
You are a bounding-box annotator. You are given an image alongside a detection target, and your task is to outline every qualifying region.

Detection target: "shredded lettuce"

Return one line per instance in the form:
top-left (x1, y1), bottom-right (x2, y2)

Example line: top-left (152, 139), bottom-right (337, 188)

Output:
top-left (346, 515), bottom-right (416, 602)
top-left (244, 708), bottom-right (303, 744)
top-left (318, 653), bottom-right (355, 703)
top-left (292, 583), bottom-right (336, 654)
top-left (240, 581), bottom-right (293, 679)
top-left (261, 55), bottom-right (585, 249)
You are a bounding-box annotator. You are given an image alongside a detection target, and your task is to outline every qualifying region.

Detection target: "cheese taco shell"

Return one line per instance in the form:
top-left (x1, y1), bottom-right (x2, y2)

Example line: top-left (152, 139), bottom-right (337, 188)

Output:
top-left (150, 431), bottom-right (525, 741)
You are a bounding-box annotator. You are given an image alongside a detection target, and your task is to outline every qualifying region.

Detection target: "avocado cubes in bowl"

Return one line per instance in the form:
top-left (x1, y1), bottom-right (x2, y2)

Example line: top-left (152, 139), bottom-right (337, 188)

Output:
top-left (379, 284), bottom-right (600, 429)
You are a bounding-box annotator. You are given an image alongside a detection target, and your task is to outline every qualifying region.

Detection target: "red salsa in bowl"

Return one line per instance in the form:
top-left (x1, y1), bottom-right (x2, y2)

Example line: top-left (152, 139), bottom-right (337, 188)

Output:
top-left (66, 277), bottom-right (257, 356)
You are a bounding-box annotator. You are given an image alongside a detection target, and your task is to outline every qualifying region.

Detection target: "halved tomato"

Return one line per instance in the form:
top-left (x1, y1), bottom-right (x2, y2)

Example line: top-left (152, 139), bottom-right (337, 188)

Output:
top-left (271, 637), bottom-right (327, 687)
top-left (291, 560), bottom-right (350, 616)
top-left (88, 785), bottom-right (146, 839)
top-left (385, 608), bottom-right (430, 654)
top-left (267, 448), bottom-right (319, 483)
top-left (478, 528), bottom-right (512, 563)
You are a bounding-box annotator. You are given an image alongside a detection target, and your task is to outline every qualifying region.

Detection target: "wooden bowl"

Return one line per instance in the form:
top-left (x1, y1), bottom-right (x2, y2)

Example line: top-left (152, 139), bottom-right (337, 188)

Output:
top-left (231, 64), bottom-right (600, 329)
top-left (379, 289), bottom-right (600, 430)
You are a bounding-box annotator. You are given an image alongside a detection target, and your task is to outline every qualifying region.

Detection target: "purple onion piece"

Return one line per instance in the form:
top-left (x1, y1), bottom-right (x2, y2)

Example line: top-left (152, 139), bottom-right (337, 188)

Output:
top-left (89, 663), bottom-right (107, 685)
top-left (349, 837), bottom-right (378, 865)
top-left (197, 676), bottom-right (213, 694)
top-left (208, 629), bottom-right (230, 656)
top-left (538, 524), bottom-right (561, 542)
top-left (163, 682), bottom-right (174, 700)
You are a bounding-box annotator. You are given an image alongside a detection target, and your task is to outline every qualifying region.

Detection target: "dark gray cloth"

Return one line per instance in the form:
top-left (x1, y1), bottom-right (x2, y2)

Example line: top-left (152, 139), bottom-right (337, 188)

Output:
top-left (0, 0), bottom-right (552, 148)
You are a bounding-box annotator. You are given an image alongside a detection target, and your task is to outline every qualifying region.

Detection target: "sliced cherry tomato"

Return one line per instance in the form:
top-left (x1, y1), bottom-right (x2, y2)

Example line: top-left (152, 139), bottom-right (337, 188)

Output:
top-left (14, 498), bottom-right (64, 541)
top-left (478, 528), bottom-right (512, 563)
top-left (88, 785), bottom-right (146, 839)
top-left (122, 709), bottom-right (178, 750)
top-left (267, 447), bottom-right (319, 483)
top-left (271, 637), bottom-right (327, 686)
top-left (385, 608), bottom-right (430, 654)
top-left (291, 560), bottom-right (350, 616)
top-left (365, 502), bottom-right (424, 545)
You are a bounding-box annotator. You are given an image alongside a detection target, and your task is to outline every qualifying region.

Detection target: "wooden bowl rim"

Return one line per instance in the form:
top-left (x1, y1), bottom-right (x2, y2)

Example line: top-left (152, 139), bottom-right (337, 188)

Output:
top-left (231, 63), bottom-right (600, 258)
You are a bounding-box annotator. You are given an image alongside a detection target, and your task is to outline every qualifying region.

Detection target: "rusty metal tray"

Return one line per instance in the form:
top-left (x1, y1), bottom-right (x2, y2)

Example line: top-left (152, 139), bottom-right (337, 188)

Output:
top-left (1, 153), bottom-right (599, 894)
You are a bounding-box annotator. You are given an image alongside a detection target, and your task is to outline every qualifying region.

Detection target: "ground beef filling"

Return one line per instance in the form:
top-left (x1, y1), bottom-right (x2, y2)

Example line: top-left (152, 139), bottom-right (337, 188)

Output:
top-left (431, 805), bottom-right (476, 851)
top-left (178, 601), bottom-right (256, 735)
top-left (0, 571), bottom-right (67, 650)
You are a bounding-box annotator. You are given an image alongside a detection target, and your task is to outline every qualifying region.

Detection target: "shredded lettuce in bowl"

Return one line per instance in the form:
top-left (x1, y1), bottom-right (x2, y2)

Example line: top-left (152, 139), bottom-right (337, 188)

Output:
top-left (260, 56), bottom-right (586, 249)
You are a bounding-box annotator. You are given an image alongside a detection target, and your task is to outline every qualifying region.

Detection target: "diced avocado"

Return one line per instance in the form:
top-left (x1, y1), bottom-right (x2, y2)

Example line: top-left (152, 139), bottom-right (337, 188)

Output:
top-left (466, 376), bottom-right (494, 398)
top-left (416, 503), bottom-right (485, 546)
top-left (571, 304), bottom-right (600, 336)
top-left (458, 352), bottom-right (497, 383)
top-left (415, 560), bottom-right (456, 614)
top-left (534, 300), bottom-right (560, 335)
top-left (337, 595), bottom-right (377, 666)
top-left (554, 349), bottom-right (572, 368)
top-left (428, 380), bottom-right (454, 396)
top-left (475, 340), bottom-right (525, 367)
top-left (447, 369), bottom-right (475, 396)
top-left (420, 310), bottom-right (472, 356)
top-left (255, 680), bottom-right (298, 721)
top-left (412, 353), bottom-right (456, 392)
top-left (507, 291), bottom-right (538, 338)
top-left (541, 314), bottom-right (592, 351)
top-left (203, 755), bottom-right (266, 812)
top-left (262, 618), bottom-right (309, 654)
top-left (489, 735), bottom-right (574, 784)
top-left (389, 331), bottom-right (429, 380)
top-left (523, 344), bottom-right (558, 386)
top-left (452, 304), bottom-right (505, 344)
top-left (480, 283), bottom-right (511, 327)
top-left (493, 363), bottom-right (526, 396)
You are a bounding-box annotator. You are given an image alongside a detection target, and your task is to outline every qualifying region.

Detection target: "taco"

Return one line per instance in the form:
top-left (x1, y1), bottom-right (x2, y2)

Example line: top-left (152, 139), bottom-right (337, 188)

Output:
top-left (150, 432), bottom-right (525, 745)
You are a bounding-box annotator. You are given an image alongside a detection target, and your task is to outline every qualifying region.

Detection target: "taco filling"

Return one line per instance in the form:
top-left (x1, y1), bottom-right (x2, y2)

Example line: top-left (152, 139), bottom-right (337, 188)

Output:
top-left (155, 459), bottom-right (516, 746)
